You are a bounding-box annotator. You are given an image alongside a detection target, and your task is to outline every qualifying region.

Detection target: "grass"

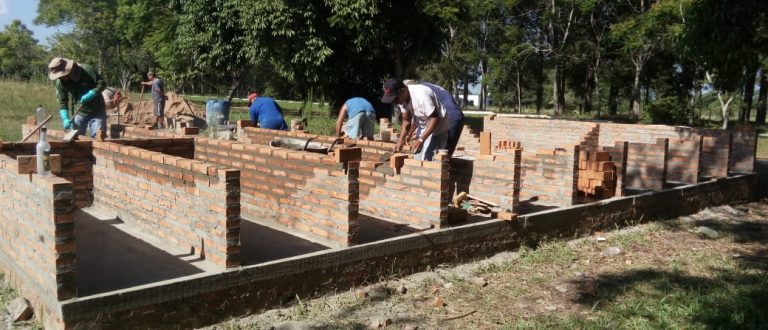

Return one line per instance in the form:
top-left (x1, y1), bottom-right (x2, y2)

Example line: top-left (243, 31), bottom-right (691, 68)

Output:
top-left (0, 80), bottom-right (64, 141)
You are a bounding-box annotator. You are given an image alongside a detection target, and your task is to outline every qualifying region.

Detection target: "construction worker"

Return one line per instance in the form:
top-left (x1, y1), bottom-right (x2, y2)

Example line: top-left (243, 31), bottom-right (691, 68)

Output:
top-left (141, 71), bottom-right (166, 129)
top-left (48, 57), bottom-right (106, 138)
top-left (381, 78), bottom-right (450, 161)
top-left (334, 97), bottom-right (376, 140)
top-left (418, 82), bottom-right (465, 156)
top-left (247, 91), bottom-right (289, 130)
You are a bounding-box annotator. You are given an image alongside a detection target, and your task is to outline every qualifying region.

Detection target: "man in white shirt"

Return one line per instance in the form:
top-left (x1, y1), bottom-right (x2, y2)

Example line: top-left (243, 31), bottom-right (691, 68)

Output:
top-left (381, 78), bottom-right (449, 161)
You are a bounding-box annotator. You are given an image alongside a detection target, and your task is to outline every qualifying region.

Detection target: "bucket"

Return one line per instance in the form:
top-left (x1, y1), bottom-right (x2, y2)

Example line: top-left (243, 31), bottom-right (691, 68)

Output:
top-left (205, 99), bottom-right (231, 127)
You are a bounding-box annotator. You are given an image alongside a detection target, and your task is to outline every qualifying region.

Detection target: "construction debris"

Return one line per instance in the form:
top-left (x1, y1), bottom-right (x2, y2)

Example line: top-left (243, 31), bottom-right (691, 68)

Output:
top-left (113, 92), bottom-right (207, 128)
top-left (7, 297), bottom-right (33, 323)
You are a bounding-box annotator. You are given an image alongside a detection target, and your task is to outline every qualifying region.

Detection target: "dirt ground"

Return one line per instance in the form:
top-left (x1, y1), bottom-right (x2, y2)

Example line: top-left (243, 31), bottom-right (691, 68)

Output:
top-left (110, 92), bottom-right (207, 128)
top-left (203, 201), bottom-right (768, 330)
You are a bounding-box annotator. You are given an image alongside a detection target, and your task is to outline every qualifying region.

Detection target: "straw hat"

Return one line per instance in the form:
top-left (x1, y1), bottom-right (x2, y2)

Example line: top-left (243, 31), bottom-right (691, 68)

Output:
top-left (48, 57), bottom-right (75, 80)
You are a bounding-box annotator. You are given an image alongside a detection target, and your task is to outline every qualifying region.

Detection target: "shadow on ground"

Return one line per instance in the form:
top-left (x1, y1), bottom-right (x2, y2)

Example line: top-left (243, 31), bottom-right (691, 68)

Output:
top-left (565, 268), bottom-right (768, 328)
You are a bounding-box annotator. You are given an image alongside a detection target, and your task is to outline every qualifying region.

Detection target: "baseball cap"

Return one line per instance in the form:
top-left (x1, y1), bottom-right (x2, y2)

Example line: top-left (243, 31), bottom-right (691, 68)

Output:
top-left (381, 78), bottom-right (405, 104)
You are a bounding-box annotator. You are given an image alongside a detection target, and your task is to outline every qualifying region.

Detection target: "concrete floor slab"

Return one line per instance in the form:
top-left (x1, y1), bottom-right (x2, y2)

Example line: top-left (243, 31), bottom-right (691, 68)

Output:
top-left (75, 208), bottom-right (212, 296)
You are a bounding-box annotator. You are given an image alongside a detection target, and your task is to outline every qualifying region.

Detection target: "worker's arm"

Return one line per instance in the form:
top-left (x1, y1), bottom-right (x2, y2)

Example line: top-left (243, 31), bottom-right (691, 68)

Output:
top-left (82, 64), bottom-right (106, 94)
top-left (394, 107), bottom-right (412, 152)
top-left (335, 103), bottom-right (348, 137)
top-left (411, 110), bottom-right (439, 154)
top-left (249, 104), bottom-right (258, 125)
top-left (55, 80), bottom-right (69, 111)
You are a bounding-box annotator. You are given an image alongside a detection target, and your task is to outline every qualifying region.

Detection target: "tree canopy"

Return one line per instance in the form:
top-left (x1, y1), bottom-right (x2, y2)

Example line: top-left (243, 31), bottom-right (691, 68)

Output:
top-left (4, 0), bottom-right (767, 126)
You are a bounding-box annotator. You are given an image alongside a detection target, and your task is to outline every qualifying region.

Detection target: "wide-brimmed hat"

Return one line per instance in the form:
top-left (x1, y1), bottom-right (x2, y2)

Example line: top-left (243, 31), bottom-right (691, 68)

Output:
top-left (381, 78), bottom-right (405, 104)
top-left (48, 57), bottom-right (75, 80)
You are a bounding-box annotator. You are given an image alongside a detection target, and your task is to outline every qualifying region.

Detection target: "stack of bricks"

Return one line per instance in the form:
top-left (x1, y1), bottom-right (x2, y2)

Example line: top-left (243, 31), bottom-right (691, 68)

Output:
top-left (495, 140), bottom-right (522, 152)
top-left (194, 138), bottom-right (360, 247)
top-left (577, 150), bottom-right (617, 199)
top-left (91, 141), bottom-right (241, 268)
top-left (379, 118), bottom-right (395, 141)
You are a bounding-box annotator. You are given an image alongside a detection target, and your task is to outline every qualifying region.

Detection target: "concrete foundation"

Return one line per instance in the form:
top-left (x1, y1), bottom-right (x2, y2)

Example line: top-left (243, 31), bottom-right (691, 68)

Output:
top-left (1, 117), bottom-right (758, 329)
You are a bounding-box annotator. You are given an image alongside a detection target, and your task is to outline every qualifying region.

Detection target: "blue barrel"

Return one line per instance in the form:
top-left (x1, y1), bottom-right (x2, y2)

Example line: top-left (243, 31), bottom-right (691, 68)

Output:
top-left (205, 99), bottom-right (231, 127)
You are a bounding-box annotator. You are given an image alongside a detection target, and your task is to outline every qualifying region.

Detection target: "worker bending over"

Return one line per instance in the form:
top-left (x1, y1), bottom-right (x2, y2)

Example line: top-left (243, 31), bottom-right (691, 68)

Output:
top-left (48, 57), bottom-right (106, 138)
top-left (247, 91), bottom-right (288, 131)
top-left (418, 82), bottom-right (465, 156)
top-left (335, 97), bottom-right (376, 140)
top-left (381, 78), bottom-right (450, 161)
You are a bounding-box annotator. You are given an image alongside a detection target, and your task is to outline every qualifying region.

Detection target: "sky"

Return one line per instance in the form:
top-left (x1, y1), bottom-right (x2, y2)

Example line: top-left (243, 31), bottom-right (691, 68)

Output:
top-left (0, 0), bottom-right (69, 46)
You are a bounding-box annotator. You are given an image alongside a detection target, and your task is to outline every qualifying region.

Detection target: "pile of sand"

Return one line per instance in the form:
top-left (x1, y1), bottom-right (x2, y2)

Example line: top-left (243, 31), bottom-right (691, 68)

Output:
top-left (111, 92), bottom-right (207, 128)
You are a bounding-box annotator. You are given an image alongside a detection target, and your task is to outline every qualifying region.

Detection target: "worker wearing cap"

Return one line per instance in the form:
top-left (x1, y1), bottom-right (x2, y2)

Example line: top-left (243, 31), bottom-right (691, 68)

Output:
top-left (381, 78), bottom-right (450, 161)
top-left (247, 91), bottom-right (288, 130)
top-left (141, 71), bottom-right (166, 129)
top-left (48, 57), bottom-right (106, 138)
top-left (335, 97), bottom-right (376, 140)
top-left (417, 82), bottom-right (465, 156)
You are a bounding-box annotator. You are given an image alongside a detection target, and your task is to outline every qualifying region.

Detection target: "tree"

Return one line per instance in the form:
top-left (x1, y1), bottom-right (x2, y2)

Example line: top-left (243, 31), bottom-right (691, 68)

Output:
top-left (0, 20), bottom-right (47, 80)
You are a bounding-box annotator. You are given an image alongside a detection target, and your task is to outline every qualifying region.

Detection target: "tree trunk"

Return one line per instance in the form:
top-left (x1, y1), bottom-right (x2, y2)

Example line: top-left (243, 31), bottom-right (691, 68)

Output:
top-left (630, 62), bottom-right (642, 118)
top-left (757, 68), bottom-right (767, 124)
top-left (516, 68), bottom-right (522, 113)
top-left (608, 77), bottom-right (618, 116)
top-left (226, 78), bottom-right (242, 102)
top-left (553, 63), bottom-right (561, 115)
top-left (463, 76), bottom-right (469, 108)
top-left (741, 69), bottom-right (756, 122)
top-left (535, 53), bottom-right (544, 114)
top-left (557, 69), bottom-right (566, 113)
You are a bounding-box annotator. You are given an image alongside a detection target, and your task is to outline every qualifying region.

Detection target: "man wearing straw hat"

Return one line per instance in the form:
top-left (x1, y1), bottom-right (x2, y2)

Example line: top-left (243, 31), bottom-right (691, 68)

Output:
top-left (47, 57), bottom-right (106, 138)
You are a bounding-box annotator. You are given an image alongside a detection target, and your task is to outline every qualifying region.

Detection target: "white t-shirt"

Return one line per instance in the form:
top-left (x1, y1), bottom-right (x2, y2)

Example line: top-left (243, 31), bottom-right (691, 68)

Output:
top-left (397, 84), bottom-right (449, 135)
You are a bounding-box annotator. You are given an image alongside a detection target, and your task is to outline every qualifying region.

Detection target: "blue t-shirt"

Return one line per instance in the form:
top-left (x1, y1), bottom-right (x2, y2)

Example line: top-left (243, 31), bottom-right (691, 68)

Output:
top-left (420, 83), bottom-right (463, 121)
top-left (345, 97), bottom-right (375, 119)
top-left (249, 97), bottom-right (288, 130)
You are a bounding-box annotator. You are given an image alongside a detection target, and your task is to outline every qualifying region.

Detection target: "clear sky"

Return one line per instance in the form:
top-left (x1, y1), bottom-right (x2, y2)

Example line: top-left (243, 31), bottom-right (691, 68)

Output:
top-left (0, 0), bottom-right (70, 47)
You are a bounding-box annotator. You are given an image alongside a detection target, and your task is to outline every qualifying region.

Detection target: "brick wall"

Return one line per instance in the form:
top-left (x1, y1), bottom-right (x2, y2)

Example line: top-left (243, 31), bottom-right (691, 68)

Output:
top-left (194, 138), bottom-right (359, 247)
top-left (57, 173), bottom-right (757, 330)
top-left (730, 129), bottom-right (757, 173)
top-left (91, 141), bottom-right (240, 268)
top-left (481, 117), bottom-right (597, 155)
top-left (107, 137), bottom-right (195, 159)
top-left (625, 138), bottom-right (668, 190)
top-left (598, 123), bottom-right (758, 179)
top-left (359, 154), bottom-right (450, 229)
top-left (601, 141), bottom-right (629, 197)
top-left (1, 141), bottom-right (94, 208)
top-left (456, 125), bottom-right (481, 153)
top-left (520, 147), bottom-right (579, 207)
top-left (450, 151), bottom-right (522, 211)
top-left (0, 154), bottom-right (74, 328)
top-left (700, 130), bottom-right (731, 178)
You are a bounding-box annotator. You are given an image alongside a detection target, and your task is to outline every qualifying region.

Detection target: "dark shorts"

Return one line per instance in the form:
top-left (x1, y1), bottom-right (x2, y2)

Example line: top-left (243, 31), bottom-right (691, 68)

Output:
top-left (154, 101), bottom-right (165, 117)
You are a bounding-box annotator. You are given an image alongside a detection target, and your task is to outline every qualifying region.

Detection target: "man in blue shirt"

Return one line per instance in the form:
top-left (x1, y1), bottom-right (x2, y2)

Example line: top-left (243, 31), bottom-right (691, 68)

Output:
top-left (247, 91), bottom-right (288, 130)
top-left (335, 97), bottom-right (376, 140)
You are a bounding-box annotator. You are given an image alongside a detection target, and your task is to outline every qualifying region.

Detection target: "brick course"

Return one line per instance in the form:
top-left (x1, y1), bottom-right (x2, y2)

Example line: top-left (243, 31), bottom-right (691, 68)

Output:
top-left (91, 141), bottom-right (240, 268)
top-left (194, 138), bottom-right (359, 247)
top-left (0, 154), bottom-right (74, 328)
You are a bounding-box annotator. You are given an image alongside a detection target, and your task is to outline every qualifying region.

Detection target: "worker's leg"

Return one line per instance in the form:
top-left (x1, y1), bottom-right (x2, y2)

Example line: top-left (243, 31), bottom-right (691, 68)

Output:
top-left (445, 113), bottom-right (465, 156)
top-left (87, 112), bottom-right (107, 138)
top-left (360, 111), bottom-right (376, 140)
top-left (72, 113), bottom-right (88, 136)
top-left (344, 112), bottom-right (364, 139)
top-left (154, 101), bottom-right (165, 128)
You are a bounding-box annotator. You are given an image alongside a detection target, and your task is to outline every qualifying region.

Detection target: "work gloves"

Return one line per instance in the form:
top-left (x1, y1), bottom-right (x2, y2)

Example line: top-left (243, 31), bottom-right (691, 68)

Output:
top-left (79, 90), bottom-right (97, 104)
top-left (59, 108), bottom-right (72, 129)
